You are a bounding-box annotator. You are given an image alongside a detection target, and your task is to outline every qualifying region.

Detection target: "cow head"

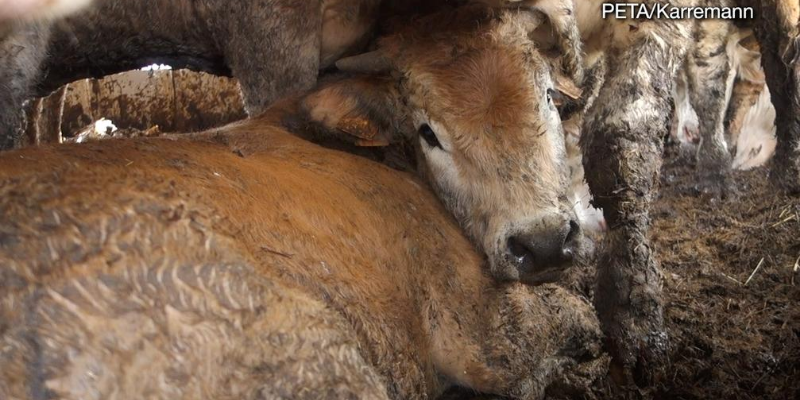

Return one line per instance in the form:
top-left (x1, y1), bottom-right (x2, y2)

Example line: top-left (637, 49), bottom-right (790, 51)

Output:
top-left (301, 5), bottom-right (583, 284)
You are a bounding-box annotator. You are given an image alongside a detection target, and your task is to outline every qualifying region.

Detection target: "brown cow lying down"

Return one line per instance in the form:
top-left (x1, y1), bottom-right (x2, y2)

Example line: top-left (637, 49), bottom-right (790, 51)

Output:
top-left (0, 129), bottom-right (607, 400)
top-left (0, 98), bottom-right (607, 400)
top-left (0, 7), bottom-right (607, 399)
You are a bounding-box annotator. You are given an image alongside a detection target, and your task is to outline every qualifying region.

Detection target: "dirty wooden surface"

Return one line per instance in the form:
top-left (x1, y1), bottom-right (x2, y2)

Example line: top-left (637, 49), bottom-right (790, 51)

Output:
top-left (26, 69), bottom-right (246, 144)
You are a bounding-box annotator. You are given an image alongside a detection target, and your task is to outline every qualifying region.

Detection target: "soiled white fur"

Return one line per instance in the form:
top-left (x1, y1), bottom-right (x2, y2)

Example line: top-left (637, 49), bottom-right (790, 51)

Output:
top-left (562, 115), bottom-right (605, 232)
top-left (672, 28), bottom-right (777, 170)
top-left (572, 29), bottom-right (777, 233)
top-left (672, 69), bottom-right (701, 145)
top-left (732, 84), bottom-right (777, 170)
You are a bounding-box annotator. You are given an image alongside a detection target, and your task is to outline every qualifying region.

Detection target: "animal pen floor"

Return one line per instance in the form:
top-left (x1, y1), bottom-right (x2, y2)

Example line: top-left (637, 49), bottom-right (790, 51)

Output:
top-left (559, 143), bottom-right (800, 400)
top-left (641, 144), bottom-right (799, 399)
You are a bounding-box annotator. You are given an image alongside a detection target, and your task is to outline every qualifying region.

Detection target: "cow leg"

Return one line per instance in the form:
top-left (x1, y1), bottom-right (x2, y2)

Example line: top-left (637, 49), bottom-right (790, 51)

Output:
top-left (220, 1), bottom-right (322, 117)
top-left (581, 5), bottom-right (693, 388)
top-left (530, 0), bottom-right (584, 84)
top-left (0, 22), bottom-right (49, 150)
top-left (687, 17), bottom-right (736, 197)
top-left (750, 0), bottom-right (800, 193)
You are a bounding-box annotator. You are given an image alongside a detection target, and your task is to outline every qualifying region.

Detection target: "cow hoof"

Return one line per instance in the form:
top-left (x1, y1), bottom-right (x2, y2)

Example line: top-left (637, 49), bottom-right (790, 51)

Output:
top-left (594, 229), bottom-right (668, 395)
top-left (604, 327), bottom-right (669, 397)
top-left (695, 168), bottom-right (739, 201)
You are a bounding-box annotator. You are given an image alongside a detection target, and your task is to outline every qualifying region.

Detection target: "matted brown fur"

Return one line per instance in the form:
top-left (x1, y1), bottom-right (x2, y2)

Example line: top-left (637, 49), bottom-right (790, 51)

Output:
top-left (0, 122), bottom-right (606, 399)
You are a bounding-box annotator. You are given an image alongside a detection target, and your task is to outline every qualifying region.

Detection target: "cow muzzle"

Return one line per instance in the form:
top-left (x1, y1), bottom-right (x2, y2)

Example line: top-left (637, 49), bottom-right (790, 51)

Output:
top-left (505, 215), bottom-right (580, 284)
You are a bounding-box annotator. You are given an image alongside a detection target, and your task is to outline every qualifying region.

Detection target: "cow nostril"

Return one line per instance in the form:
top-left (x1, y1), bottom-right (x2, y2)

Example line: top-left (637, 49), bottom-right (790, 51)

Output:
top-left (507, 236), bottom-right (534, 262)
top-left (564, 220), bottom-right (580, 246)
top-left (507, 229), bottom-right (573, 285)
top-left (561, 220), bottom-right (580, 260)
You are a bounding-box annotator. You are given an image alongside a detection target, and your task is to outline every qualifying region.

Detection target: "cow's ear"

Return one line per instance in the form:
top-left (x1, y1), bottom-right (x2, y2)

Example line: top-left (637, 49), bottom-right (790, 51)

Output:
top-left (554, 72), bottom-right (582, 103)
top-left (551, 72), bottom-right (584, 120)
top-left (301, 77), bottom-right (402, 147)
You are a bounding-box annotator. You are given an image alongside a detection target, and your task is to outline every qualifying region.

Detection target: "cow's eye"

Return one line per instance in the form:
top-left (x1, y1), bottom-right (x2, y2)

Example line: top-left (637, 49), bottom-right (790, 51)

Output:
top-left (418, 124), bottom-right (442, 149)
top-left (546, 88), bottom-right (554, 104)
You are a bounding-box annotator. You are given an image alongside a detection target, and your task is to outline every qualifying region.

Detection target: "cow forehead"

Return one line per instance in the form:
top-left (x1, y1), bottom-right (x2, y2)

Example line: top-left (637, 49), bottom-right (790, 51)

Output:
top-left (405, 42), bottom-right (549, 154)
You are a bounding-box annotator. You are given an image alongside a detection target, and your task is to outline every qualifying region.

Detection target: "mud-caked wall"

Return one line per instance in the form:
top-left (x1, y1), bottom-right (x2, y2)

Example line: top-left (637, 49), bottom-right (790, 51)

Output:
top-left (25, 69), bottom-right (246, 145)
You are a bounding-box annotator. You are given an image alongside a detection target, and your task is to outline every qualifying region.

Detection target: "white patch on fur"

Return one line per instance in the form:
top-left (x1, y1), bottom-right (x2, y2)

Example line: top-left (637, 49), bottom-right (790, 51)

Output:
top-left (562, 116), bottom-right (605, 232)
top-left (570, 183), bottom-right (605, 232)
top-left (672, 70), bottom-right (700, 145)
top-left (729, 33), bottom-right (776, 170)
top-left (732, 84), bottom-right (776, 170)
top-left (415, 113), bottom-right (464, 195)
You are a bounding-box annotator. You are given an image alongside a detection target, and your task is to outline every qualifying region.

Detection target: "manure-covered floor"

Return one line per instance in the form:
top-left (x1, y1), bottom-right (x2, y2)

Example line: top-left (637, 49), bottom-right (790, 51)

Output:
top-left (646, 144), bottom-right (798, 399)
